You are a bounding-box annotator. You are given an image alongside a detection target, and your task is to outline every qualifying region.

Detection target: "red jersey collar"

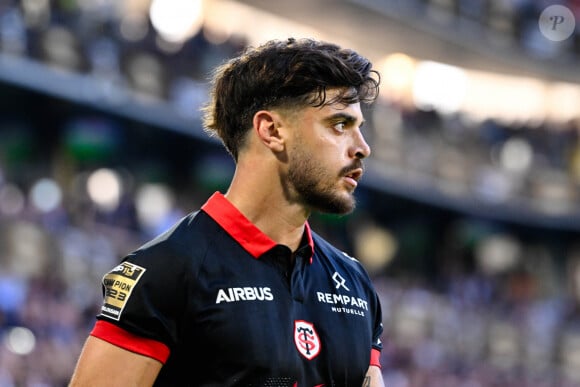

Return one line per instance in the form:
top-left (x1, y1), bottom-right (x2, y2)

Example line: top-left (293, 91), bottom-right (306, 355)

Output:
top-left (201, 192), bottom-right (314, 262)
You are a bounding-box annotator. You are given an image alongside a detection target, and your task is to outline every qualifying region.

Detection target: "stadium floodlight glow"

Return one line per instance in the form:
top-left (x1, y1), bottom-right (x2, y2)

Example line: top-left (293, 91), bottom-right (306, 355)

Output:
top-left (412, 61), bottom-right (467, 114)
top-left (499, 138), bottom-right (533, 175)
top-left (5, 327), bottom-right (36, 356)
top-left (87, 168), bottom-right (122, 212)
top-left (378, 53), bottom-right (416, 101)
top-left (149, 0), bottom-right (204, 43)
top-left (30, 177), bottom-right (62, 213)
top-left (136, 183), bottom-right (175, 234)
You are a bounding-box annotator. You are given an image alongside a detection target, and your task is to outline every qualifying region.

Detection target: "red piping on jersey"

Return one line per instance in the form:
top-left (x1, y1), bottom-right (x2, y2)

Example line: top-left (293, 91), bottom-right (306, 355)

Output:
top-left (370, 348), bottom-right (382, 369)
top-left (202, 192), bottom-right (314, 262)
top-left (90, 320), bottom-right (170, 364)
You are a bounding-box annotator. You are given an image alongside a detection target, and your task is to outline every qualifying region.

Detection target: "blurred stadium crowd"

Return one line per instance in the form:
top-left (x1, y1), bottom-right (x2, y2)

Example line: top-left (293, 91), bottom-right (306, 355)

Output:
top-left (0, 0), bottom-right (580, 386)
top-left (383, 0), bottom-right (580, 61)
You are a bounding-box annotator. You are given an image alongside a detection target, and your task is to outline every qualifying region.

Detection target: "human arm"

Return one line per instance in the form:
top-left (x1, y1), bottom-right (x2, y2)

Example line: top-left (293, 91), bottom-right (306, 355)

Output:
top-left (362, 365), bottom-right (385, 387)
top-left (69, 336), bottom-right (163, 387)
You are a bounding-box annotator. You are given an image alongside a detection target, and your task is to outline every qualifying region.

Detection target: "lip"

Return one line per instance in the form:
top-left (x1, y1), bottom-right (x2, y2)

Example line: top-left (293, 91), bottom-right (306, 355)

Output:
top-left (343, 176), bottom-right (358, 188)
top-left (343, 168), bottom-right (363, 188)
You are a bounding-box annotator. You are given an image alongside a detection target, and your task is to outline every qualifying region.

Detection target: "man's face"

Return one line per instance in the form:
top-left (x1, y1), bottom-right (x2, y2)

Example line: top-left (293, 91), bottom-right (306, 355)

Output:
top-left (282, 90), bottom-right (371, 214)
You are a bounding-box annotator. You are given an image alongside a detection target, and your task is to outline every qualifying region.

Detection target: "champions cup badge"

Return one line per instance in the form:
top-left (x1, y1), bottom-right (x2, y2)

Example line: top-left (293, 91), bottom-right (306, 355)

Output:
top-left (294, 320), bottom-right (321, 360)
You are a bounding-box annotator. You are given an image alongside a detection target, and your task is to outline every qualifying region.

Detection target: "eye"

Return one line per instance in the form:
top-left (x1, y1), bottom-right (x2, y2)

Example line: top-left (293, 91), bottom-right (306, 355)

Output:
top-left (333, 121), bottom-right (347, 133)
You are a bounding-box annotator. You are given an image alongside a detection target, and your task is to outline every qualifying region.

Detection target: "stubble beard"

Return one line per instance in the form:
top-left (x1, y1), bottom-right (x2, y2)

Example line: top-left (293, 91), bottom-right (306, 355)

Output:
top-left (285, 147), bottom-right (357, 215)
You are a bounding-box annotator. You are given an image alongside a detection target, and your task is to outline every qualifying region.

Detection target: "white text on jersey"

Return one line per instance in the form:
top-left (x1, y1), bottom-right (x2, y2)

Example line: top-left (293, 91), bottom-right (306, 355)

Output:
top-left (216, 287), bottom-right (274, 304)
top-left (316, 292), bottom-right (368, 310)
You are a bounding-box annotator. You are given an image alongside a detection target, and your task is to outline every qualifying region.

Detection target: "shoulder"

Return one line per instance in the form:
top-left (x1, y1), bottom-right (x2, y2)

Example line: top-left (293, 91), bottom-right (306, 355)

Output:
top-left (137, 210), bottom-right (210, 250)
top-left (98, 211), bottom-right (219, 318)
top-left (136, 209), bottom-right (226, 255)
top-left (122, 210), bottom-right (221, 275)
top-left (310, 231), bottom-right (378, 294)
top-left (311, 231), bottom-right (366, 272)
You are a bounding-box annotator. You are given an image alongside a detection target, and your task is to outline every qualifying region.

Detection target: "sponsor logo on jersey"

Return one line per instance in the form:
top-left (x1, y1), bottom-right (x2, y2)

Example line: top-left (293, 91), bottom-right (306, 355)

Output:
top-left (332, 271), bottom-right (349, 291)
top-left (294, 320), bottom-right (321, 360)
top-left (100, 262), bottom-right (146, 321)
top-left (316, 271), bottom-right (369, 317)
top-left (316, 292), bottom-right (369, 316)
top-left (215, 287), bottom-right (274, 304)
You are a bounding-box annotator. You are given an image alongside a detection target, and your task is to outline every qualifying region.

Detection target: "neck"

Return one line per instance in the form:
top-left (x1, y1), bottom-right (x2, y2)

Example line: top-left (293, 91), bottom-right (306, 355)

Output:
top-left (225, 162), bottom-right (308, 252)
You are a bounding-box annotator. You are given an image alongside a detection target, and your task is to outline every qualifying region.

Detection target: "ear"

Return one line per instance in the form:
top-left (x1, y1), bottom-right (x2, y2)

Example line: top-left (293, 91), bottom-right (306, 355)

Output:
top-left (253, 110), bottom-right (285, 152)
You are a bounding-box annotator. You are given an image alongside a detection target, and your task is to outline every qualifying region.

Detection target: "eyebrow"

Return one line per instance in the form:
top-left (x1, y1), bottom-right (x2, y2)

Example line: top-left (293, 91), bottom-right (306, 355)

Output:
top-left (325, 112), bottom-right (365, 128)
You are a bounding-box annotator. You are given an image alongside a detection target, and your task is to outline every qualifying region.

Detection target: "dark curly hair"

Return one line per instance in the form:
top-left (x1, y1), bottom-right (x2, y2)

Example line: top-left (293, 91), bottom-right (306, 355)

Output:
top-left (202, 37), bottom-right (380, 161)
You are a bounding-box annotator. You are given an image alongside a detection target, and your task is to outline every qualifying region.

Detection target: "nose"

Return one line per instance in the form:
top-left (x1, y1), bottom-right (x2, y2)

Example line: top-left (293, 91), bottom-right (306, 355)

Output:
top-left (350, 129), bottom-right (371, 159)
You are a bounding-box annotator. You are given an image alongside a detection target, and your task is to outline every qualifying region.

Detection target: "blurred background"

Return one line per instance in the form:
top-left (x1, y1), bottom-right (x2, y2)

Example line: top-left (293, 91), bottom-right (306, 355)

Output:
top-left (0, 0), bottom-right (579, 385)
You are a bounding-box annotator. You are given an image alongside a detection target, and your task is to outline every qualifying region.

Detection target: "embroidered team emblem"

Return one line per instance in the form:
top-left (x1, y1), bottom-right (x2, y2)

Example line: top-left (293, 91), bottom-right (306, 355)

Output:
top-left (294, 320), bottom-right (321, 360)
top-left (100, 262), bottom-right (146, 321)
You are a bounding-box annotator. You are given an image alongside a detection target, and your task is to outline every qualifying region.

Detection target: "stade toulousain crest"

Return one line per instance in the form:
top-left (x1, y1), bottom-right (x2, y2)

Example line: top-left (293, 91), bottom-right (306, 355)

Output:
top-left (294, 320), bottom-right (321, 360)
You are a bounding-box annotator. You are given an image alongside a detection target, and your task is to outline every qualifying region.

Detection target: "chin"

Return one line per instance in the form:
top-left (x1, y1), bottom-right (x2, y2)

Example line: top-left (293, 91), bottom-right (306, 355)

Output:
top-left (318, 194), bottom-right (356, 215)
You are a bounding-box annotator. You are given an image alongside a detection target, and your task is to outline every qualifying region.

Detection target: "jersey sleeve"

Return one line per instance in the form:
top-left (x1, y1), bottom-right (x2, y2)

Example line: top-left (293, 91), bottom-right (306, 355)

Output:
top-left (91, 235), bottom-right (193, 363)
top-left (370, 289), bottom-right (383, 368)
top-left (344, 253), bottom-right (385, 369)
top-left (91, 320), bottom-right (171, 363)
top-left (371, 288), bottom-right (383, 350)
top-left (349, 256), bottom-right (384, 368)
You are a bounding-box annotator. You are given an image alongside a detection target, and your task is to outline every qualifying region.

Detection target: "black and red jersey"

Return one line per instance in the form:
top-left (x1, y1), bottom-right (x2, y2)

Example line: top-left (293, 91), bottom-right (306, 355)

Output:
top-left (91, 192), bottom-right (383, 386)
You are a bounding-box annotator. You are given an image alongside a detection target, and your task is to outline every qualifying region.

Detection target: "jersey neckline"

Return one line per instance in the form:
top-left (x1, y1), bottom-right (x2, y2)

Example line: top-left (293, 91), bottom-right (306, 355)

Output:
top-left (201, 192), bottom-right (314, 262)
